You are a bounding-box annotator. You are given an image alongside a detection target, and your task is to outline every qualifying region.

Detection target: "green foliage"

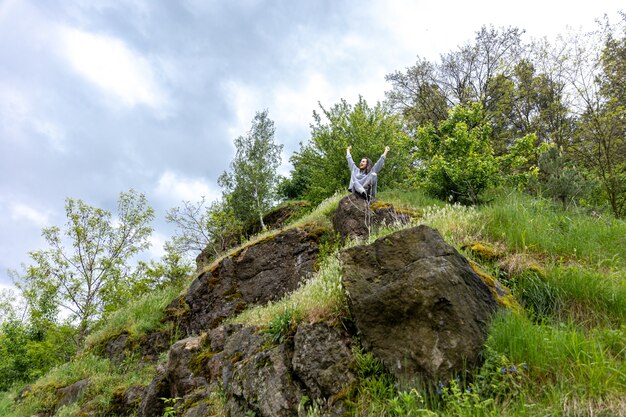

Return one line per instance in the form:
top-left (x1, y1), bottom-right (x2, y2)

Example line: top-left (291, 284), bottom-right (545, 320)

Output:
top-left (415, 103), bottom-right (498, 204)
top-left (544, 266), bottom-right (626, 326)
top-left (533, 145), bottom-right (590, 208)
top-left (263, 306), bottom-right (299, 345)
top-left (287, 97), bottom-right (414, 204)
top-left (219, 109), bottom-right (283, 228)
top-left (510, 271), bottom-right (563, 322)
top-left (485, 59), bottom-right (573, 154)
top-left (486, 311), bottom-right (625, 398)
top-left (0, 319), bottom-right (76, 391)
top-left (4, 353), bottom-right (156, 417)
top-left (386, 25), bottom-right (525, 136)
top-left (84, 283), bottom-right (184, 352)
top-left (133, 243), bottom-right (193, 290)
top-left (161, 397), bottom-right (182, 417)
top-left (15, 189), bottom-right (154, 342)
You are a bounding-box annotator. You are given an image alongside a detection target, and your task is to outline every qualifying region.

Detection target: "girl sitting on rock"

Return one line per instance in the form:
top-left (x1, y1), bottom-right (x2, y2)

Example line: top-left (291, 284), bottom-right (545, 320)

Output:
top-left (346, 145), bottom-right (389, 201)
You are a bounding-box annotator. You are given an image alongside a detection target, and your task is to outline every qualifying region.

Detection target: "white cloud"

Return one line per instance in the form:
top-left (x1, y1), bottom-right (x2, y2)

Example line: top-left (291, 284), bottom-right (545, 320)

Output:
top-left (155, 170), bottom-right (220, 203)
top-left (10, 202), bottom-right (50, 227)
top-left (59, 26), bottom-right (167, 109)
top-left (147, 231), bottom-right (167, 259)
top-left (221, 79), bottom-right (263, 140)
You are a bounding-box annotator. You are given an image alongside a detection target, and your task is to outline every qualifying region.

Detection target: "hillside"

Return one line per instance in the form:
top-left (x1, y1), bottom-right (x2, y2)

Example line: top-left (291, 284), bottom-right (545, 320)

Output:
top-left (1, 189), bottom-right (624, 417)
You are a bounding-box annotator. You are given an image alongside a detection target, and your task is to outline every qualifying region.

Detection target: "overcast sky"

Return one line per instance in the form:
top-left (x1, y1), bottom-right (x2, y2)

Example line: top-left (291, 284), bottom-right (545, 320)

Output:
top-left (0, 0), bottom-right (621, 289)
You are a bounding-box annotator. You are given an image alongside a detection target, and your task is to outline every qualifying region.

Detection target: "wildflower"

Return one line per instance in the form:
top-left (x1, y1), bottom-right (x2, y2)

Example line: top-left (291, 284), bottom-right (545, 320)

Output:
top-left (466, 388), bottom-right (472, 393)
top-left (500, 367), bottom-right (507, 374)
top-left (509, 365), bottom-right (517, 372)
top-left (522, 363), bottom-right (527, 369)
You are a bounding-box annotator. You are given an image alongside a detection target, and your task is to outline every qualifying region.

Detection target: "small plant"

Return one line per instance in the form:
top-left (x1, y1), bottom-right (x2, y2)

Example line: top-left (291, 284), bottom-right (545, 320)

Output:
top-left (263, 307), bottom-right (298, 345)
top-left (160, 397), bottom-right (181, 417)
top-left (387, 388), bottom-right (436, 416)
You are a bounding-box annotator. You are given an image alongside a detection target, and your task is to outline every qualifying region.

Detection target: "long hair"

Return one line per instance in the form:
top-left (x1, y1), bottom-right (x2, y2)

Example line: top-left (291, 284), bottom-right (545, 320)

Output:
top-left (361, 157), bottom-right (373, 173)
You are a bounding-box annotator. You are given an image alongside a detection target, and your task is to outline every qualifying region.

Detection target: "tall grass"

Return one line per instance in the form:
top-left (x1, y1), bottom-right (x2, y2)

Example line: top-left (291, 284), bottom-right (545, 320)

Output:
top-left (84, 283), bottom-right (184, 352)
top-left (378, 189), bottom-right (446, 211)
top-left (2, 353), bottom-right (156, 417)
top-left (228, 251), bottom-right (346, 327)
top-left (545, 266), bottom-right (626, 326)
top-left (480, 192), bottom-right (626, 266)
top-left (486, 311), bottom-right (625, 399)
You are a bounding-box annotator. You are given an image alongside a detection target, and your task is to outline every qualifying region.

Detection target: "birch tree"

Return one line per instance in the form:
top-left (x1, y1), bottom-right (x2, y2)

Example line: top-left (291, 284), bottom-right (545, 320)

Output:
top-left (218, 109), bottom-right (283, 229)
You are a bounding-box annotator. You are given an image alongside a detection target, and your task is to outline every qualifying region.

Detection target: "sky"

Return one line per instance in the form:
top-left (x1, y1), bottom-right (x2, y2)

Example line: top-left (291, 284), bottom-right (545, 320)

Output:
top-left (0, 0), bottom-right (622, 289)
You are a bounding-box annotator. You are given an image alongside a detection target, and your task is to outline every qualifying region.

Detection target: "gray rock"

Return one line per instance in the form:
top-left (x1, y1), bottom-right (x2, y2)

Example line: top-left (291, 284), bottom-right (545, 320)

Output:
top-left (138, 364), bottom-right (170, 417)
top-left (103, 331), bottom-right (128, 365)
top-left (341, 225), bottom-right (497, 383)
top-left (227, 344), bottom-right (303, 417)
top-left (332, 195), bottom-right (412, 242)
top-left (166, 336), bottom-right (209, 398)
top-left (181, 227), bottom-right (324, 335)
top-left (292, 322), bottom-right (356, 401)
top-left (55, 379), bottom-right (90, 412)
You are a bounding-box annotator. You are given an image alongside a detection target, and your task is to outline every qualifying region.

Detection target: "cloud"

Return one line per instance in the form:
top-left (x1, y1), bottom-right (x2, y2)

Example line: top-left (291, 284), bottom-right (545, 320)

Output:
top-left (59, 26), bottom-right (167, 109)
top-left (155, 170), bottom-right (220, 204)
top-left (146, 231), bottom-right (168, 259)
top-left (10, 202), bottom-right (50, 227)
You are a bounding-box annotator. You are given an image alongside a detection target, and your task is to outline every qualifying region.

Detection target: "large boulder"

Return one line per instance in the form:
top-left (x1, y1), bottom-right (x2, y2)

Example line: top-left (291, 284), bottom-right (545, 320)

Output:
top-left (175, 226), bottom-right (326, 335)
top-left (341, 225), bottom-right (498, 383)
top-left (332, 195), bottom-right (413, 242)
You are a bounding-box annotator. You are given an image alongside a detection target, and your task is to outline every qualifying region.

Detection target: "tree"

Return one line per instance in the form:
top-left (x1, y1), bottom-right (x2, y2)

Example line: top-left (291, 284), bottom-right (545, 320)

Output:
top-left (0, 318), bottom-right (75, 391)
top-left (485, 59), bottom-right (573, 154)
top-left (16, 189), bottom-right (154, 343)
top-left (386, 25), bottom-right (525, 136)
top-left (415, 103), bottom-right (497, 204)
top-left (286, 97), bottom-right (414, 204)
top-left (218, 110), bottom-right (283, 229)
top-left (166, 197), bottom-right (240, 258)
top-left (559, 19), bottom-right (626, 218)
top-left (385, 58), bottom-right (450, 132)
top-left (415, 102), bottom-right (536, 204)
top-left (535, 145), bottom-right (589, 209)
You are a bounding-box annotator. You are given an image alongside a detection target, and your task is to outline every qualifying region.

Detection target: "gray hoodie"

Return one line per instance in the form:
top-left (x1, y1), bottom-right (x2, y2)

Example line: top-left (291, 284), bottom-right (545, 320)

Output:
top-left (347, 152), bottom-right (386, 198)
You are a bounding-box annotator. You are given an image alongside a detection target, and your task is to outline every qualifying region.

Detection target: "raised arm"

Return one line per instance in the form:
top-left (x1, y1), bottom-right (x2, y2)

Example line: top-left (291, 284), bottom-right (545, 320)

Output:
top-left (372, 146), bottom-right (390, 174)
top-left (346, 145), bottom-right (357, 171)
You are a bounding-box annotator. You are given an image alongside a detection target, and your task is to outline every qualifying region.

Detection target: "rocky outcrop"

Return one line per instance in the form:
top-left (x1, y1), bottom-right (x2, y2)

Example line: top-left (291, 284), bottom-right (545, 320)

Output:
top-left (332, 195), bottom-right (414, 242)
top-left (173, 226), bottom-right (327, 336)
top-left (341, 225), bottom-right (498, 383)
top-left (195, 201), bottom-right (312, 269)
top-left (139, 322), bottom-right (356, 417)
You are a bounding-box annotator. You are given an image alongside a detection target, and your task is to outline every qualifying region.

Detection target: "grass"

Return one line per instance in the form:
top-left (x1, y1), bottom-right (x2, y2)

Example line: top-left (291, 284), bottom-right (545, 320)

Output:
top-left (84, 282), bottom-right (185, 352)
top-left (1, 353), bottom-right (156, 417)
top-left (479, 191), bottom-right (626, 267)
top-left (228, 250), bottom-right (346, 328)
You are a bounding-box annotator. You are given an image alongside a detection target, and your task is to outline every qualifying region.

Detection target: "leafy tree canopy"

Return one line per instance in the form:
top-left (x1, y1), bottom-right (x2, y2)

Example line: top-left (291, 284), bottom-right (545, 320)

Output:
top-left (284, 97), bottom-right (414, 204)
top-left (14, 189), bottom-right (154, 343)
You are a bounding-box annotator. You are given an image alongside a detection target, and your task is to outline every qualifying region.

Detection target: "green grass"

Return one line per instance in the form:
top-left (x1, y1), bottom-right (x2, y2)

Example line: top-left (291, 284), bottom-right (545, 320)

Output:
top-left (1, 353), bottom-right (156, 417)
top-left (480, 191), bottom-right (626, 267)
top-left (228, 250), bottom-right (346, 327)
top-left (84, 283), bottom-right (185, 352)
top-left (545, 266), bottom-right (626, 326)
